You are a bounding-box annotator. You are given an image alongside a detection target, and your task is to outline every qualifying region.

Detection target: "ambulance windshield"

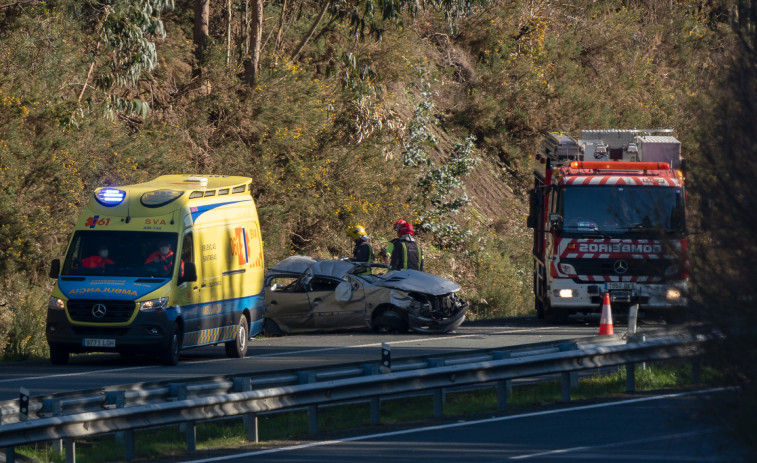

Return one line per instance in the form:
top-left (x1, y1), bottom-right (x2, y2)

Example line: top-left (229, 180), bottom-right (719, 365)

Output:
top-left (61, 230), bottom-right (179, 278)
top-left (558, 186), bottom-right (685, 237)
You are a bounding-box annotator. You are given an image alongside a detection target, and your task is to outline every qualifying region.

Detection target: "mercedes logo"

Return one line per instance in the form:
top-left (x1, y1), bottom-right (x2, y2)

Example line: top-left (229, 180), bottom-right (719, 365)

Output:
top-left (92, 304), bottom-right (107, 318)
top-left (613, 259), bottom-right (629, 274)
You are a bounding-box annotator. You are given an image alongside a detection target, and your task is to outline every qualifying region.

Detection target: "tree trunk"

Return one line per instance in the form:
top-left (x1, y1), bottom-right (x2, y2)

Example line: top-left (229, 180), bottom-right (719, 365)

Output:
top-left (290, 1), bottom-right (330, 62)
top-left (244, 0), bottom-right (263, 86)
top-left (193, 0), bottom-right (210, 76)
top-left (274, 0), bottom-right (288, 53)
top-left (226, 0), bottom-right (232, 66)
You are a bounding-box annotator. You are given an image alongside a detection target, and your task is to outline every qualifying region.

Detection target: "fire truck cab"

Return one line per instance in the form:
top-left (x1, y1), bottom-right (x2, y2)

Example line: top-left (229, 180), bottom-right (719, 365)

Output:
top-left (527, 130), bottom-right (689, 323)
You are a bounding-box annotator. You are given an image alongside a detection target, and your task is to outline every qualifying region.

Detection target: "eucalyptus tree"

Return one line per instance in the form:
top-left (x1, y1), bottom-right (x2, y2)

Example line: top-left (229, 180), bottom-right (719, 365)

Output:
top-left (74, 0), bottom-right (174, 125)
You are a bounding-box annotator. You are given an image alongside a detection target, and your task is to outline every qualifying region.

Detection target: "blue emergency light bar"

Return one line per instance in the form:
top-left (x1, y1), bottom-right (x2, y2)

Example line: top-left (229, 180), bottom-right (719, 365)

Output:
top-left (95, 188), bottom-right (126, 206)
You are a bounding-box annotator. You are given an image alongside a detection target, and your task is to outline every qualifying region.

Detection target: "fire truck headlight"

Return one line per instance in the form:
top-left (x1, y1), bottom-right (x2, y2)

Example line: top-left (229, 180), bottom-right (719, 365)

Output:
top-left (48, 297), bottom-right (65, 310)
top-left (554, 289), bottom-right (575, 298)
top-left (558, 263), bottom-right (577, 275)
top-left (666, 289), bottom-right (682, 301)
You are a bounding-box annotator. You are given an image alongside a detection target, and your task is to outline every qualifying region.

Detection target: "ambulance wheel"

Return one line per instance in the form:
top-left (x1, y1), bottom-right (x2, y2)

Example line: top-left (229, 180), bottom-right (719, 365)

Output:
top-left (535, 299), bottom-right (545, 319)
top-left (160, 324), bottom-right (182, 366)
top-left (49, 344), bottom-right (70, 365)
top-left (225, 315), bottom-right (249, 358)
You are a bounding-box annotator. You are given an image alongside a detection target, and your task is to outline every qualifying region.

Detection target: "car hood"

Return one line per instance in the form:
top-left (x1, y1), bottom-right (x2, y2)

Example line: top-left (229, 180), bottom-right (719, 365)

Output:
top-left (371, 269), bottom-right (460, 295)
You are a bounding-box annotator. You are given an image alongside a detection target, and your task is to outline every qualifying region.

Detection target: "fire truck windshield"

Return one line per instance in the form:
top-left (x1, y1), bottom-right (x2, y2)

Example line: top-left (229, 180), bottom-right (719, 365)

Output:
top-left (558, 186), bottom-right (685, 237)
top-left (61, 230), bottom-right (179, 278)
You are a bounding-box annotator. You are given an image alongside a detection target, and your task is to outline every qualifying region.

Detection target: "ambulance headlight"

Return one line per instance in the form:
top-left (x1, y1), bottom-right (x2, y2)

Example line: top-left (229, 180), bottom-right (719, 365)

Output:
top-left (139, 297), bottom-right (169, 312)
top-left (95, 188), bottom-right (126, 206)
top-left (666, 289), bottom-right (682, 301)
top-left (554, 289), bottom-right (575, 298)
top-left (48, 297), bottom-right (65, 310)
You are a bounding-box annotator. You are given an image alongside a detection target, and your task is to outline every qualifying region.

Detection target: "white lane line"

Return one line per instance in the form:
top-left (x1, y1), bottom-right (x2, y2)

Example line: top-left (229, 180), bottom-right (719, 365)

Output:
top-left (508, 430), bottom-right (718, 460)
top-left (0, 325), bottom-right (562, 383)
top-left (177, 388), bottom-right (729, 463)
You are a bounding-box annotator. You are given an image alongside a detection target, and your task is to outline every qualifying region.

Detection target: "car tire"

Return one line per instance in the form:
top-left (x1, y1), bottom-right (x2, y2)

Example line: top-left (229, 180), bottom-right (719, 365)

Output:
top-left (373, 308), bottom-right (408, 333)
top-left (225, 315), bottom-right (249, 358)
top-left (160, 323), bottom-right (182, 366)
top-left (262, 318), bottom-right (284, 337)
top-left (49, 344), bottom-right (69, 365)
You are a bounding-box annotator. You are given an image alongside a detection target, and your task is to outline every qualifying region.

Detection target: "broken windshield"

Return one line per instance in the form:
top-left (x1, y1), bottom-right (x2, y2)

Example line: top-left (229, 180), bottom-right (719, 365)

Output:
top-left (62, 230), bottom-right (179, 278)
top-left (558, 185), bottom-right (685, 237)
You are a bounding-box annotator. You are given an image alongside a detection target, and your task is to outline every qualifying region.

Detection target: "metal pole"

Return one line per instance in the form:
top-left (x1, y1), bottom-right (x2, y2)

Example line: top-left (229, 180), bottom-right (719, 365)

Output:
top-left (628, 304), bottom-right (639, 335)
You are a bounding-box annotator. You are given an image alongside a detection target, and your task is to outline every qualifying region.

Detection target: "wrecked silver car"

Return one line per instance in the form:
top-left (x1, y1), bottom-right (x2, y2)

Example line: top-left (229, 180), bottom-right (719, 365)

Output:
top-left (262, 256), bottom-right (468, 335)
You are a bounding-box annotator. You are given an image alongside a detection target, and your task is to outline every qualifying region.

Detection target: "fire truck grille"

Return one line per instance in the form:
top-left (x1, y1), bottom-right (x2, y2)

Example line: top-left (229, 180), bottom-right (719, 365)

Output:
top-left (67, 300), bottom-right (137, 323)
top-left (562, 258), bottom-right (674, 277)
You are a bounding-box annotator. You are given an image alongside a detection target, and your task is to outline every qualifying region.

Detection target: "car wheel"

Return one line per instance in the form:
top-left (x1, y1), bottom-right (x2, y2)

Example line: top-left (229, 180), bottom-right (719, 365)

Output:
top-left (49, 344), bottom-right (69, 365)
top-left (262, 318), bottom-right (284, 337)
top-left (373, 308), bottom-right (408, 333)
top-left (225, 315), bottom-right (249, 358)
top-left (160, 323), bottom-right (182, 366)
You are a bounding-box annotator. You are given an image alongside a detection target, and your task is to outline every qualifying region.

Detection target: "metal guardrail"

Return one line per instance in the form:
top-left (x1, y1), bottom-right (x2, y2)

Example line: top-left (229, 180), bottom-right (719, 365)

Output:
top-left (0, 333), bottom-right (630, 425)
top-left (0, 333), bottom-right (709, 463)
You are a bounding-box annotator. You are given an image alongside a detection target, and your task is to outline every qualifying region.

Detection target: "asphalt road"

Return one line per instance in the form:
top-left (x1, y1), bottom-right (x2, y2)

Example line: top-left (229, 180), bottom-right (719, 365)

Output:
top-left (0, 317), bottom-right (671, 401)
top-left (176, 389), bottom-right (746, 463)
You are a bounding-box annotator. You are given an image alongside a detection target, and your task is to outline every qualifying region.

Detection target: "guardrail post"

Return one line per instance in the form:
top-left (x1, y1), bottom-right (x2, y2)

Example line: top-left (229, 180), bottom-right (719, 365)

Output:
top-left (5, 447), bottom-right (15, 463)
top-left (40, 398), bottom-right (64, 454)
top-left (626, 363), bottom-right (636, 392)
top-left (559, 343), bottom-right (579, 398)
top-left (433, 389), bottom-right (444, 419)
top-left (168, 383), bottom-right (187, 400)
top-left (493, 351), bottom-right (513, 410)
top-left (370, 396), bottom-right (380, 425)
top-left (103, 391), bottom-right (134, 460)
top-left (64, 438), bottom-right (76, 463)
top-left (692, 357), bottom-right (701, 385)
top-left (308, 405), bottom-right (319, 434)
top-left (185, 421), bottom-right (197, 452)
top-left (233, 377), bottom-right (259, 443)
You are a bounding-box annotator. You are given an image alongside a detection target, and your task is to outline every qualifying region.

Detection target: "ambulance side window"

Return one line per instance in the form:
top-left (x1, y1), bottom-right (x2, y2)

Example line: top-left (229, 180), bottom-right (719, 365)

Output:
top-left (181, 232), bottom-right (194, 280)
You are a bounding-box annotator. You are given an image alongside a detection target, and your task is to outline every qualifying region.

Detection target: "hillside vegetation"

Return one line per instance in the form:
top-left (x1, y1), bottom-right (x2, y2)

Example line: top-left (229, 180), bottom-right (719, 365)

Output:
top-left (0, 0), bottom-right (727, 360)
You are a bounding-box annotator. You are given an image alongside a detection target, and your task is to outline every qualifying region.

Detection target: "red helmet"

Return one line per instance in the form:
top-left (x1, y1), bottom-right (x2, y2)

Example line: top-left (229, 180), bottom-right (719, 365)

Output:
top-left (394, 219), bottom-right (414, 236)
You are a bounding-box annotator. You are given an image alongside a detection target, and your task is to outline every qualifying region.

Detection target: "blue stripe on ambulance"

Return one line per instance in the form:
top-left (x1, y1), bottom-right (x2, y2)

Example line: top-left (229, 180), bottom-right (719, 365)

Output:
top-left (189, 200), bottom-right (251, 223)
top-left (58, 277), bottom-right (169, 301)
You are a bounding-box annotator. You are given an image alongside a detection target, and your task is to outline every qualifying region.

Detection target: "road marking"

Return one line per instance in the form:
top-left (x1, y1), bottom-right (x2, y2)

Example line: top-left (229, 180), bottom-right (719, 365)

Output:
top-left (508, 430), bottom-right (719, 460)
top-left (0, 325), bottom-right (563, 383)
top-left (177, 388), bottom-right (729, 463)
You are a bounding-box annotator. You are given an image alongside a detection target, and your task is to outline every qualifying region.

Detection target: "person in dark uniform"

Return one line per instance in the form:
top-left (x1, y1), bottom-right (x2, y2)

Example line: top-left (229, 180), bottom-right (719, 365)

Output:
top-left (387, 219), bottom-right (424, 271)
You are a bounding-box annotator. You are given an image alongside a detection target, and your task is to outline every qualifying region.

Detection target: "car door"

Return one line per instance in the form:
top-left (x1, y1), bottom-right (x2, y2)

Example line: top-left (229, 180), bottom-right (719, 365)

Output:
top-left (309, 275), bottom-right (366, 330)
top-left (264, 273), bottom-right (316, 332)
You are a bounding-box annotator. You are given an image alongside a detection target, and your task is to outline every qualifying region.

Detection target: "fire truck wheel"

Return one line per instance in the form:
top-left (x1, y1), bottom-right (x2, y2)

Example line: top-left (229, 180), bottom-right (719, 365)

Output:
top-left (535, 299), bottom-right (545, 319)
top-left (545, 306), bottom-right (570, 325)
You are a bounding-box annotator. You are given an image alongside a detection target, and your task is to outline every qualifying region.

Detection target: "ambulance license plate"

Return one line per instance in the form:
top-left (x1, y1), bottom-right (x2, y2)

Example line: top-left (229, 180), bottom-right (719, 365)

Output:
top-left (605, 282), bottom-right (633, 290)
top-left (83, 338), bottom-right (116, 348)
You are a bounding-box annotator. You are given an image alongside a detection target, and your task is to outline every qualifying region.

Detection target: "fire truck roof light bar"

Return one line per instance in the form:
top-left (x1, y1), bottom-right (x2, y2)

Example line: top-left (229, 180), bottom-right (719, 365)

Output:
top-left (569, 161), bottom-right (670, 171)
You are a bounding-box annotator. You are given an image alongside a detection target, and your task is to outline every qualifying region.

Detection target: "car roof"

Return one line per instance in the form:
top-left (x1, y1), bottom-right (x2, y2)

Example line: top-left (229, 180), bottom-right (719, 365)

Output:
top-left (268, 256), bottom-right (359, 279)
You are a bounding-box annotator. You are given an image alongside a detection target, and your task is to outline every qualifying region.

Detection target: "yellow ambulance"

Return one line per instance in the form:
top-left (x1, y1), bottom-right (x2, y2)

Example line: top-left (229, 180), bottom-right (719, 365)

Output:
top-left (46, 175), bottom-right (264, 365)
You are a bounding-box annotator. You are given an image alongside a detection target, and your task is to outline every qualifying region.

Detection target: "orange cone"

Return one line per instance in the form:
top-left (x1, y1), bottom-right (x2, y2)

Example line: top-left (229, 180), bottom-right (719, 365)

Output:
top-left (599, 293), bottom-right (614, 335)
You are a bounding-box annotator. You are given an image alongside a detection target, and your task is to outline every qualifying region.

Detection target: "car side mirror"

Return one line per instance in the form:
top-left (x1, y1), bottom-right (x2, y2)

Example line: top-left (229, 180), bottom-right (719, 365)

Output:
top-left (49, 259), bottom-right (61, 278)
top-left (179, 262), bottom-right (197, 284)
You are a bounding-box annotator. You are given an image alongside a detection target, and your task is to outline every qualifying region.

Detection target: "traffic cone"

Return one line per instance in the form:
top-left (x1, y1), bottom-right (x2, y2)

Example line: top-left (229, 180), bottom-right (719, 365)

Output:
top-left (599, 293), bottom-right (614, 335)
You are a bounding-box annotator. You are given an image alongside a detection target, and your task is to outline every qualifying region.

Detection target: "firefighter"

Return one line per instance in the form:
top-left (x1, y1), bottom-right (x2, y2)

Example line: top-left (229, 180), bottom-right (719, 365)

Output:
top-left (347, 225), bottom-right (374, 263)
top-left (386, 219), bottom-right (424, 271)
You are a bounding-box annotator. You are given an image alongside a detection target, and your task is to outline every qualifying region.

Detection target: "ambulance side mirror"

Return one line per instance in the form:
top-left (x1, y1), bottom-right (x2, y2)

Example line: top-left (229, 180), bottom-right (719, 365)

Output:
top-left (49, 259), bottom-right (61, 278)
top-left (180, 262), bottom-right (197, 284)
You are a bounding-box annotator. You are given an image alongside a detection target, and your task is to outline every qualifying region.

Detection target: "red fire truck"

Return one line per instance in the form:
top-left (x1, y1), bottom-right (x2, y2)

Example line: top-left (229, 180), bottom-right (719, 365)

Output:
top-left (527, 129), bottom-right (688, 323)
